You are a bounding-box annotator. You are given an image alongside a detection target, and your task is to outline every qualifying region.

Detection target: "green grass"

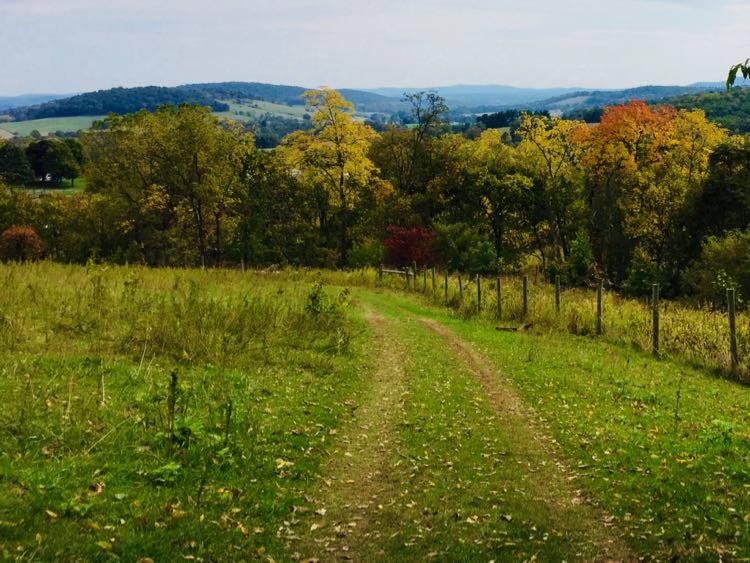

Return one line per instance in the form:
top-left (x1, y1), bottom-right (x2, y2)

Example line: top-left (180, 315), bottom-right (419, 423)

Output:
top-left (357, 287), bottom-right (750, 559)
top-left (22, 176), bottom-right (86, 196)
top-left (0, 116), bottom-right (106, 137)
top-left (349, 293), bottom-right (617, 560)
top-left (215, 99), bottom-right (311, 122)
top-left (4, 263), bottom-right (750, 559)
top-left (0, 264), bottom-right (369, 560)
top-left (315, 267), bottom-right (750, 380)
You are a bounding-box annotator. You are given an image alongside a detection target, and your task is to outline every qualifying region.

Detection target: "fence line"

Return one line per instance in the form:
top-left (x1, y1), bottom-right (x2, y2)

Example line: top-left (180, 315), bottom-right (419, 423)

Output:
top-left (374, 265), bottom-right (745, 379)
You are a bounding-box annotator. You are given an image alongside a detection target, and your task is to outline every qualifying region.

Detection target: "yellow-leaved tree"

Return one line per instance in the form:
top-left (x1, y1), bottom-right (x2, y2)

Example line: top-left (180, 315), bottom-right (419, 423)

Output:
top-left (278, 88), bottom-right (380, 266)
top-left (516, 114), bottom-right (585, 266)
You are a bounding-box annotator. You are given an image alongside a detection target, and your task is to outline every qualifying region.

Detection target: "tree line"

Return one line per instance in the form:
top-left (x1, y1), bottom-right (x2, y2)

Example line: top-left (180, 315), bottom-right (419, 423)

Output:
top-left (1, 89), bottom-right (749, 305)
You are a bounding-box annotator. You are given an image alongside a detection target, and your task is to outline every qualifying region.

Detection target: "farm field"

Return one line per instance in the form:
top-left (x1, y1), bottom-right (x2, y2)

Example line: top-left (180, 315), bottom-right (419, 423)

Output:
top-left (215, 99), bottom-right (312, 122)
top-left (0, 116), bottom-right (106, 137)
top-left (2, 263), bottom-right (750, 560)
top-left (1, 100), bottom-right (311, 138)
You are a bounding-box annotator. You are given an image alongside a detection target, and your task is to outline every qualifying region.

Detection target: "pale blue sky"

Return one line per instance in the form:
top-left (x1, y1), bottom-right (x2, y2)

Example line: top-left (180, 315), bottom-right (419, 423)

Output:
top-left (0, 0), bottom-right (746, 95)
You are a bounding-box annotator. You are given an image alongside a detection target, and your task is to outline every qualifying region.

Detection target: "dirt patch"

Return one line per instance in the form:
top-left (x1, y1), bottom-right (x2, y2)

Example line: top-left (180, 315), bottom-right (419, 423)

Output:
top-left (295, 310), bottom-right (410, 561)
top-left (419, 317), bottom-right (634, 562)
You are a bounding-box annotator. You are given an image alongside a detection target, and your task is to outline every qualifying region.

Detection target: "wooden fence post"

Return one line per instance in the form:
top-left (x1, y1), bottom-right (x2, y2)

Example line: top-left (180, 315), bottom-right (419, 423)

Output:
top-left (728, 288), bottom-right (739, 373)
top-left (423, 268), bottom-right (427, 292)
top-left (476, 275), bottom-right (482, 313)
top-left (458, 273), bottom-right (463, 302)
top-left (596, 280), bottom-right (603, 335)
top-left (404, 268), bottom-right (409, 289)
top-left (522, 275), bottom-right (528, 317)
top-left (496, 277), bottom-right (502, 320)
top-left (555, 275), bottom-right (561, 313)
top-left (431, 267), bottom-right (436, 293)
top-left (444, 270), bottom-right (449, 301)
top-left (378, 264), bottom-right (383, 283)
top-left (651, 284), bottom-right (660, 356)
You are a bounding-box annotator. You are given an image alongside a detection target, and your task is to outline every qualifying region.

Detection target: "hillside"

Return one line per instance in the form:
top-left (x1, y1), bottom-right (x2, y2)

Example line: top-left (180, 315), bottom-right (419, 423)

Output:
top-left (558, 87), bottom-right (750, 134)
top-left (366, 84), bottom-right (582, 108)
top-left (528, 84), bottom-right (724, 113)
top-left (8, 86), bottom-right (230, 121)
top-left (6, 82), bottom-right (404, 124)
top-left (0, 93), bottom-right (71, 112)
top-left (181, 82), bottom-right (402, 112)
top-left (662, 87), bottom-right (750, 133)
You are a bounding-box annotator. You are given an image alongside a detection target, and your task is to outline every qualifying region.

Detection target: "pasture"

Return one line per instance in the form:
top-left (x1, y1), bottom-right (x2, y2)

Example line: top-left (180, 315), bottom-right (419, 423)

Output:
top-left (215, 99), bottom-right (312, 122)
top-left (1, 263), bottom-right (750, 560)
top-left (0, 116), bottom-right (106, 137)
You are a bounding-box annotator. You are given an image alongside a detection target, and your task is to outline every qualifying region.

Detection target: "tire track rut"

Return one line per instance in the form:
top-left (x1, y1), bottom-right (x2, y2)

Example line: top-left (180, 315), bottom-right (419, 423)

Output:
top-left (296, 310), bottom-right (409, 561)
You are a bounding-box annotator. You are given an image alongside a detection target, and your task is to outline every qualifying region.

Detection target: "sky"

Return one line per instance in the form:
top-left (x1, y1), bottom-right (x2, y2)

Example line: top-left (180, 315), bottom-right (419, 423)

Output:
top-left (0, 0), bottom-right (747, 95)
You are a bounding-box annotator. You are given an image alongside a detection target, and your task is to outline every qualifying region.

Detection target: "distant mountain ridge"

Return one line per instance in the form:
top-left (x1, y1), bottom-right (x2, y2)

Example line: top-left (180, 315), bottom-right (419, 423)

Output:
top-left (364, 84), bottom-right (583, 108)
top-left (6, 82), bottom-right (405, 122)
top-left (5, 78), bottom-right (750, 123)
top-left (0, 93), bottom-right (72, 113)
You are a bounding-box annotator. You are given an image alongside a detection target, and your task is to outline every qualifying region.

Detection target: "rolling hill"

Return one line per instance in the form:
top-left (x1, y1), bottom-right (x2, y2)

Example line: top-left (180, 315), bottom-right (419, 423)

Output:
top-left (0, 93), bottom-right (71, 112)
top-left (5, 82), bottom-right (405, 125)
top-left (3, 79), bottom-right (750, 139)
top-left (365, 84), bottom-right (583, 109)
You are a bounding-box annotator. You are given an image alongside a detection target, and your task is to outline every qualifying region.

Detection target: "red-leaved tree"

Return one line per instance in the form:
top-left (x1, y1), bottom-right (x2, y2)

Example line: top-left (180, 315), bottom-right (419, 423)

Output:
top-left (383, 227), bottom-right (437, 268)
top-left (0, 226), bottom-right (45, 261)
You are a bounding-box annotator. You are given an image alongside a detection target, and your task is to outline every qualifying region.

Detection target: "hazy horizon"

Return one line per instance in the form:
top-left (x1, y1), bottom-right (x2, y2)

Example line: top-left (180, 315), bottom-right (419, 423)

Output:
top-left (1, 0), bottom-right (746, 97)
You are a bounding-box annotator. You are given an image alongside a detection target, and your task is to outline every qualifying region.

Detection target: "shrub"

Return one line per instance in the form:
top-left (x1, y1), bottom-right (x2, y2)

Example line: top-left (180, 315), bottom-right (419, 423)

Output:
top-left (623, 246), bottom-right (672, 297)
top-left (347, 238), bottom-right (385, 268)
top-left (0, 226), bottom-right (44, 261)
top-left (683, 230), bottom-right (750, 307)
top-left (546, 232), bottom-right (595, 287)
top-left (383, 226), bottom-right (437, 268)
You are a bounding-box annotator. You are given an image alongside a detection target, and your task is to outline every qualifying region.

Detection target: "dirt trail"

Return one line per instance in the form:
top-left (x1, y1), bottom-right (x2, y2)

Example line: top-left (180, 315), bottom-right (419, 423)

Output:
top-left (419, 317), bottom-right (633, 562)
top-left (295, 310), bottom-right (409, 562)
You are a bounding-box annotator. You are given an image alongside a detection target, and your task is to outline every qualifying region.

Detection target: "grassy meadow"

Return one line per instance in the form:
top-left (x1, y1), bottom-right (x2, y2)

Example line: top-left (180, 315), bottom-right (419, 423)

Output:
top-left (318, 267), bottom-right (749, 379)
top-left (215, 100), bottom-right (312, 122)
top-left (0, 263), bottom-right (367, 560)
top-left (0, 116), bottom-right (106, 137)
top-left (2, 263), bottom-right (750, 560)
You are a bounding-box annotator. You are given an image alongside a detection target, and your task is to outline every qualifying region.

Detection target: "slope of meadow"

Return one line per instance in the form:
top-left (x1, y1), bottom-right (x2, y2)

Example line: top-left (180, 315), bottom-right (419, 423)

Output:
top-left (2, 263), bottom-right (750, 560)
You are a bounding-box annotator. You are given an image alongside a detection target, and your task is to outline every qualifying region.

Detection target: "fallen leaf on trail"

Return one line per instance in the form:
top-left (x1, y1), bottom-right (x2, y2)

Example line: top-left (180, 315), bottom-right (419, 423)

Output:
top-left (501, 514), bottom-right (512, 522)
top-left (96, 541), bottom-right (112, 550)
top-left (45, 510), bottom-right (58, 519)
top-left (315, 508), bottom-right (327, 516)
top-left (310, 523), bottom-right (322, 531)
